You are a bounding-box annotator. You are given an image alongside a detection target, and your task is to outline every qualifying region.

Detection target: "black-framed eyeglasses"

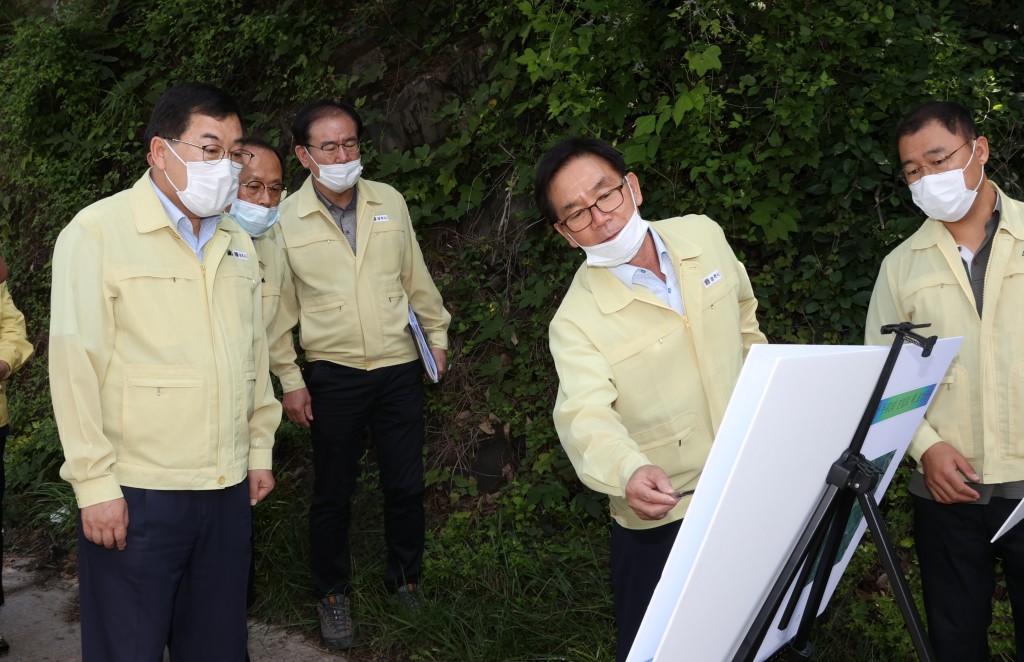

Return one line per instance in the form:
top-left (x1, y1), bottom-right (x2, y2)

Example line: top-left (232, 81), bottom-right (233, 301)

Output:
top-left (240, 180), bottom-right (284, 201)
top-left (559, 179), bottom-right (628, 232)
top-left (305, 138), bottom-right (361, 157)
top-left (901, 140), bottom-right (972, 184)
top-left (166, 138), bottom-right (254, 168)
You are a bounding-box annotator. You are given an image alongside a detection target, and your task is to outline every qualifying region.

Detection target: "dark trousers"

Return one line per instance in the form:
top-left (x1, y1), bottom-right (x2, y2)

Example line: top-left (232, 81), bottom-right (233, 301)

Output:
top-left (610, 519), bottom-right (681, 662)
top-left (914, 495), bottom-right (1024, 662)
top-left (78, 482), bottom-right (252, 662)
top-left (307, 360), bottom-right (426, 597)
top-left (0, 424), bottom-right (7, 607)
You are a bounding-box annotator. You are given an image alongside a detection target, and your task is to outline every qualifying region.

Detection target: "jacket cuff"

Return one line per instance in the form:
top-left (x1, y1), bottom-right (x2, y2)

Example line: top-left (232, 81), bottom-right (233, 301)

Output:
top-left (277, 369), bottom-right (307, 394)
top-left (618, 453), bottom-right (652, 497)
top-left (908, 419), bottom-right (942, 464)
top-left (72, 476), bottom-right (125, 509)
top-left (248, 447), bottom-right (273, 472)
top-left (426, 332), bottom-right (449, 351)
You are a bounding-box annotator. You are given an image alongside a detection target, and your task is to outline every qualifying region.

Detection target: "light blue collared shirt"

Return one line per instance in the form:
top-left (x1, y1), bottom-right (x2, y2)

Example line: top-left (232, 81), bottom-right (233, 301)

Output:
top-left (149, 176), bottom-right (221, 262)
top-left (609, 226), bottom-right (685, 315)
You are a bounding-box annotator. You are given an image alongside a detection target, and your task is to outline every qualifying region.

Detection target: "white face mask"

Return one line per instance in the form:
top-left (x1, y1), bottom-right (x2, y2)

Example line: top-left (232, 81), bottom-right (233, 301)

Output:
top-left (568, 182), bottom-right (649, 268)
top-left (306, 149), bottom-right (362, 193)
top-left (228, 196), bottom-right (280, 237)
top-left (162, 140), bottom-right (240, 217)
top-left (908, 140), bottom-right (983, 222)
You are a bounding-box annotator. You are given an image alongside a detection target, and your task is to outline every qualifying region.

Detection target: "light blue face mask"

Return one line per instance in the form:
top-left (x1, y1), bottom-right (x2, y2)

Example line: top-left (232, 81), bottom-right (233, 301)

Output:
top-left (228, 196), bottom-right (280, 237)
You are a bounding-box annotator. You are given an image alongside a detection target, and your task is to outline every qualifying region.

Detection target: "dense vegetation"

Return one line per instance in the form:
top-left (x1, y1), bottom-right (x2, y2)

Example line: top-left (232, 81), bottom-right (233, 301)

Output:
top-left (1, 0), bottom-right (1021, 659)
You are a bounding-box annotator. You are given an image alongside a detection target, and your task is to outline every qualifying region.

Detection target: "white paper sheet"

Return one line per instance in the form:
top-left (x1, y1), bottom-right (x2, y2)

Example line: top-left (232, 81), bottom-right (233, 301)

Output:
top-left (627, 337), bottom-right (961, 662)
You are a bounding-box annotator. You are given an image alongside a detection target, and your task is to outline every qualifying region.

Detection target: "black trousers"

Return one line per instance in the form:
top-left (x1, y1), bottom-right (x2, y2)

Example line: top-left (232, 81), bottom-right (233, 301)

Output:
top-left (307, 360), bottom-right (426, 597)
top-left (914, 495), bottom-right (1024, 662)
top-left (610, 519), bottom-right (681, 662)
top-left (78, 482), bottom-right (252, 662)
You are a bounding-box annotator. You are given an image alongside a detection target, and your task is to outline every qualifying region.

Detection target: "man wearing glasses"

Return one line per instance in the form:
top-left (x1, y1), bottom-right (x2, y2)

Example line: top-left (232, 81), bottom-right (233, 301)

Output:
top-left (49, 82), bottom-right (280, 662)
top-left (535, 137), bottom-right (766, 661)
top-left (269, 100), bottom-right (450, 651)
top-left (229, 137), bottom-right (287, 328)
top-left (867, 101), bottom-right (1024, 661)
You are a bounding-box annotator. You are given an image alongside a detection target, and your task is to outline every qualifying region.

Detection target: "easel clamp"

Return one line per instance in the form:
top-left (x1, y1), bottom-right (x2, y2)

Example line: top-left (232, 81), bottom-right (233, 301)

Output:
top-left (880, 322), bottom-right (938, 358)
top-left (826, 450), bottom-right (883, 496)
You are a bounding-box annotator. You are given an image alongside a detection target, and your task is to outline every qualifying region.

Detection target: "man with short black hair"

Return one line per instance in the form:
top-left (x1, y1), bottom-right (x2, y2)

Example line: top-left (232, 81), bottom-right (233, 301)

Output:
top-left (867, 100), bottom-right (1024, 661)
top-left (269, 100), bottom-right (450, 651)
top-left (536, 137), bottom-right (765, 661)
top-left (50, 82), bottom-right (280, 662)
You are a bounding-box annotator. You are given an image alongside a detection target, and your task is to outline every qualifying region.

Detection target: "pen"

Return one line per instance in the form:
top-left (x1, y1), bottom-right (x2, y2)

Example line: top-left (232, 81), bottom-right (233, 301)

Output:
top-left (671, 489), bottom-right (695, 500)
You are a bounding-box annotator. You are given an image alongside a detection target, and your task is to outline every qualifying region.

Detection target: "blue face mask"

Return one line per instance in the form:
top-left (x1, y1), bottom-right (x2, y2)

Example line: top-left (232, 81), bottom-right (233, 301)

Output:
top-left (228, 196), bottom-right (280, 237)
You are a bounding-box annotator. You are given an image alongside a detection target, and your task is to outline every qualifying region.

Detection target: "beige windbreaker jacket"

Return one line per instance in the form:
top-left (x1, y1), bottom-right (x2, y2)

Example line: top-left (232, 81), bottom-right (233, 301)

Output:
top-left (49, 172), bottom-right (281, 508)
top-left (866, 183), bottom-right (1024, 484)
top-left (0, 282), bottom-right (33, 427)
top-left (550, 216), bottom-right (766, 530)
top-left (269, 176), bottom-right (450, 391)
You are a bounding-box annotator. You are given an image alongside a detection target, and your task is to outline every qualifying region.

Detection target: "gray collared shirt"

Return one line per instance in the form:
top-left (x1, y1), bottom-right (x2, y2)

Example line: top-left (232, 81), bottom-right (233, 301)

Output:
top-left (608, 226), bottom-right (685, 315)
top-left (957, 193), bottom-right (1001, 316)
top-left (314, 185), bottom-right (359, 253)
top-left (149, 176), bottom-right (220, 262)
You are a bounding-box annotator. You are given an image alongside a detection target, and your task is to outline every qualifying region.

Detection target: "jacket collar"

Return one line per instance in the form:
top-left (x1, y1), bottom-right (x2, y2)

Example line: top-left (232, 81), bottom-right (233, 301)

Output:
top-left (295, 174), bottom-right (375, 221)
top-left (584, 221), bottom-right (704, 314)
top-left (910, 182), bottom-right (1024, 249)
top-left (131, 171), bottom-right (182, 234)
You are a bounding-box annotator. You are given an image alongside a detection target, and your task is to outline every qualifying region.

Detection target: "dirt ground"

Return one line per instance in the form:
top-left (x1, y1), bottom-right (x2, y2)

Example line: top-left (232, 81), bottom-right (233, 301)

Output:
top-left (1, 554), bottom-right (341, 661)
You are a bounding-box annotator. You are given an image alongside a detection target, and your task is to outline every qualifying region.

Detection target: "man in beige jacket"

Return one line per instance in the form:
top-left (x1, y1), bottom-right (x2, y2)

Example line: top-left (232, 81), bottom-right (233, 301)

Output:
top-left (269, 100), bottom-right (450, 650)
top-left (49, 82), bottom-right (280, 662)
top-left (867, 100), bottom-right (1024, 662)
top-left (536, 137), bottom-right (765, 661)
top-left (0, 251), bottom-right (34, 656)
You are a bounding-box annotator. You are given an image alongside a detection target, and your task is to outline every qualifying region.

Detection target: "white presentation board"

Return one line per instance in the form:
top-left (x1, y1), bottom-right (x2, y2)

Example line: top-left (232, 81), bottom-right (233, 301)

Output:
top-left (627, 337), bottom-right (961, 662)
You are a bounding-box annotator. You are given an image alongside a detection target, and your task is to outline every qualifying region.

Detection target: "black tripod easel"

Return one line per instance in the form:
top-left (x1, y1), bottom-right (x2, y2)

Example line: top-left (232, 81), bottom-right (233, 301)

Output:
top-left (733, 322), bottom-right (939, 662)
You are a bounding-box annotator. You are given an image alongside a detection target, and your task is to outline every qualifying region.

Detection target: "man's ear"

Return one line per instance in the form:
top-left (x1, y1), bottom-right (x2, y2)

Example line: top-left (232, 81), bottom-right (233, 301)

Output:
top-left (150, 136), bottom-right (168, 172)
top-left (295, 144), bottom-right (311, 170)
top-left (975, 135), bottom-right (990, 167)
top-left (626, 171), bottom-right (643, 207)
top-left (553, 223), bottom-right (580, 248)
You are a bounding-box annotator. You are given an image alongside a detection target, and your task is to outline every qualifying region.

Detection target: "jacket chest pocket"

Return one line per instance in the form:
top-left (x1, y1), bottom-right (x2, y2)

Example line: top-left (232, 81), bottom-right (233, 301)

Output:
top-left (900, 272), bottom-right (966, 326)
top-left (114, 266), bottom-right (202, 348)
top-left (288, 237), bottom-right (351, 282)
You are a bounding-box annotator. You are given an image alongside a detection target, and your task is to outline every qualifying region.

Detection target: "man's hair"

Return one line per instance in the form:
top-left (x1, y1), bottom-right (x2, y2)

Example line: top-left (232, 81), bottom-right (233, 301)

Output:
top-left (534, 137), bottom-right (626, 224)
top-left (242, 137), bottom-right (285, 174)
top-left (291, 100), bottom-right (363, 147)
top-left (143, 82), bottom-right (243, 146)
top-left (894, 101), bottom-right (978, 147)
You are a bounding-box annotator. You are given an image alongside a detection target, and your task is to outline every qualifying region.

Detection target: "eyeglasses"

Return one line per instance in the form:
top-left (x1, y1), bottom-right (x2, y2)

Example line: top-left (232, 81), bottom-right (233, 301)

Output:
top-left (305, 138), bottom-right (361, 157)
top-left (166, 138), bottom-right (254, 168)
top-left (901, 140), bottom-right (972, 184)
top-left (240, 180), bottom-right (284, 202)
top-left (559, 179), bottom-right (628, 232)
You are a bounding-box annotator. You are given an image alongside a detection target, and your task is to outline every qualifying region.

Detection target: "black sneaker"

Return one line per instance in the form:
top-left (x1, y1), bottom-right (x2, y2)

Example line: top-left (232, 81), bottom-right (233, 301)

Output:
top-left (0, 633), bottom-right (9, 656)
top-left (317, 594), bottom-right (354, 651)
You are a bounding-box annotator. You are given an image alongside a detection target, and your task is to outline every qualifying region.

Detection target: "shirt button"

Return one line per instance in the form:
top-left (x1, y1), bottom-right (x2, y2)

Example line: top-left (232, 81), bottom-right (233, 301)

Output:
top-left (217, 476), bottom-right (226, 486)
